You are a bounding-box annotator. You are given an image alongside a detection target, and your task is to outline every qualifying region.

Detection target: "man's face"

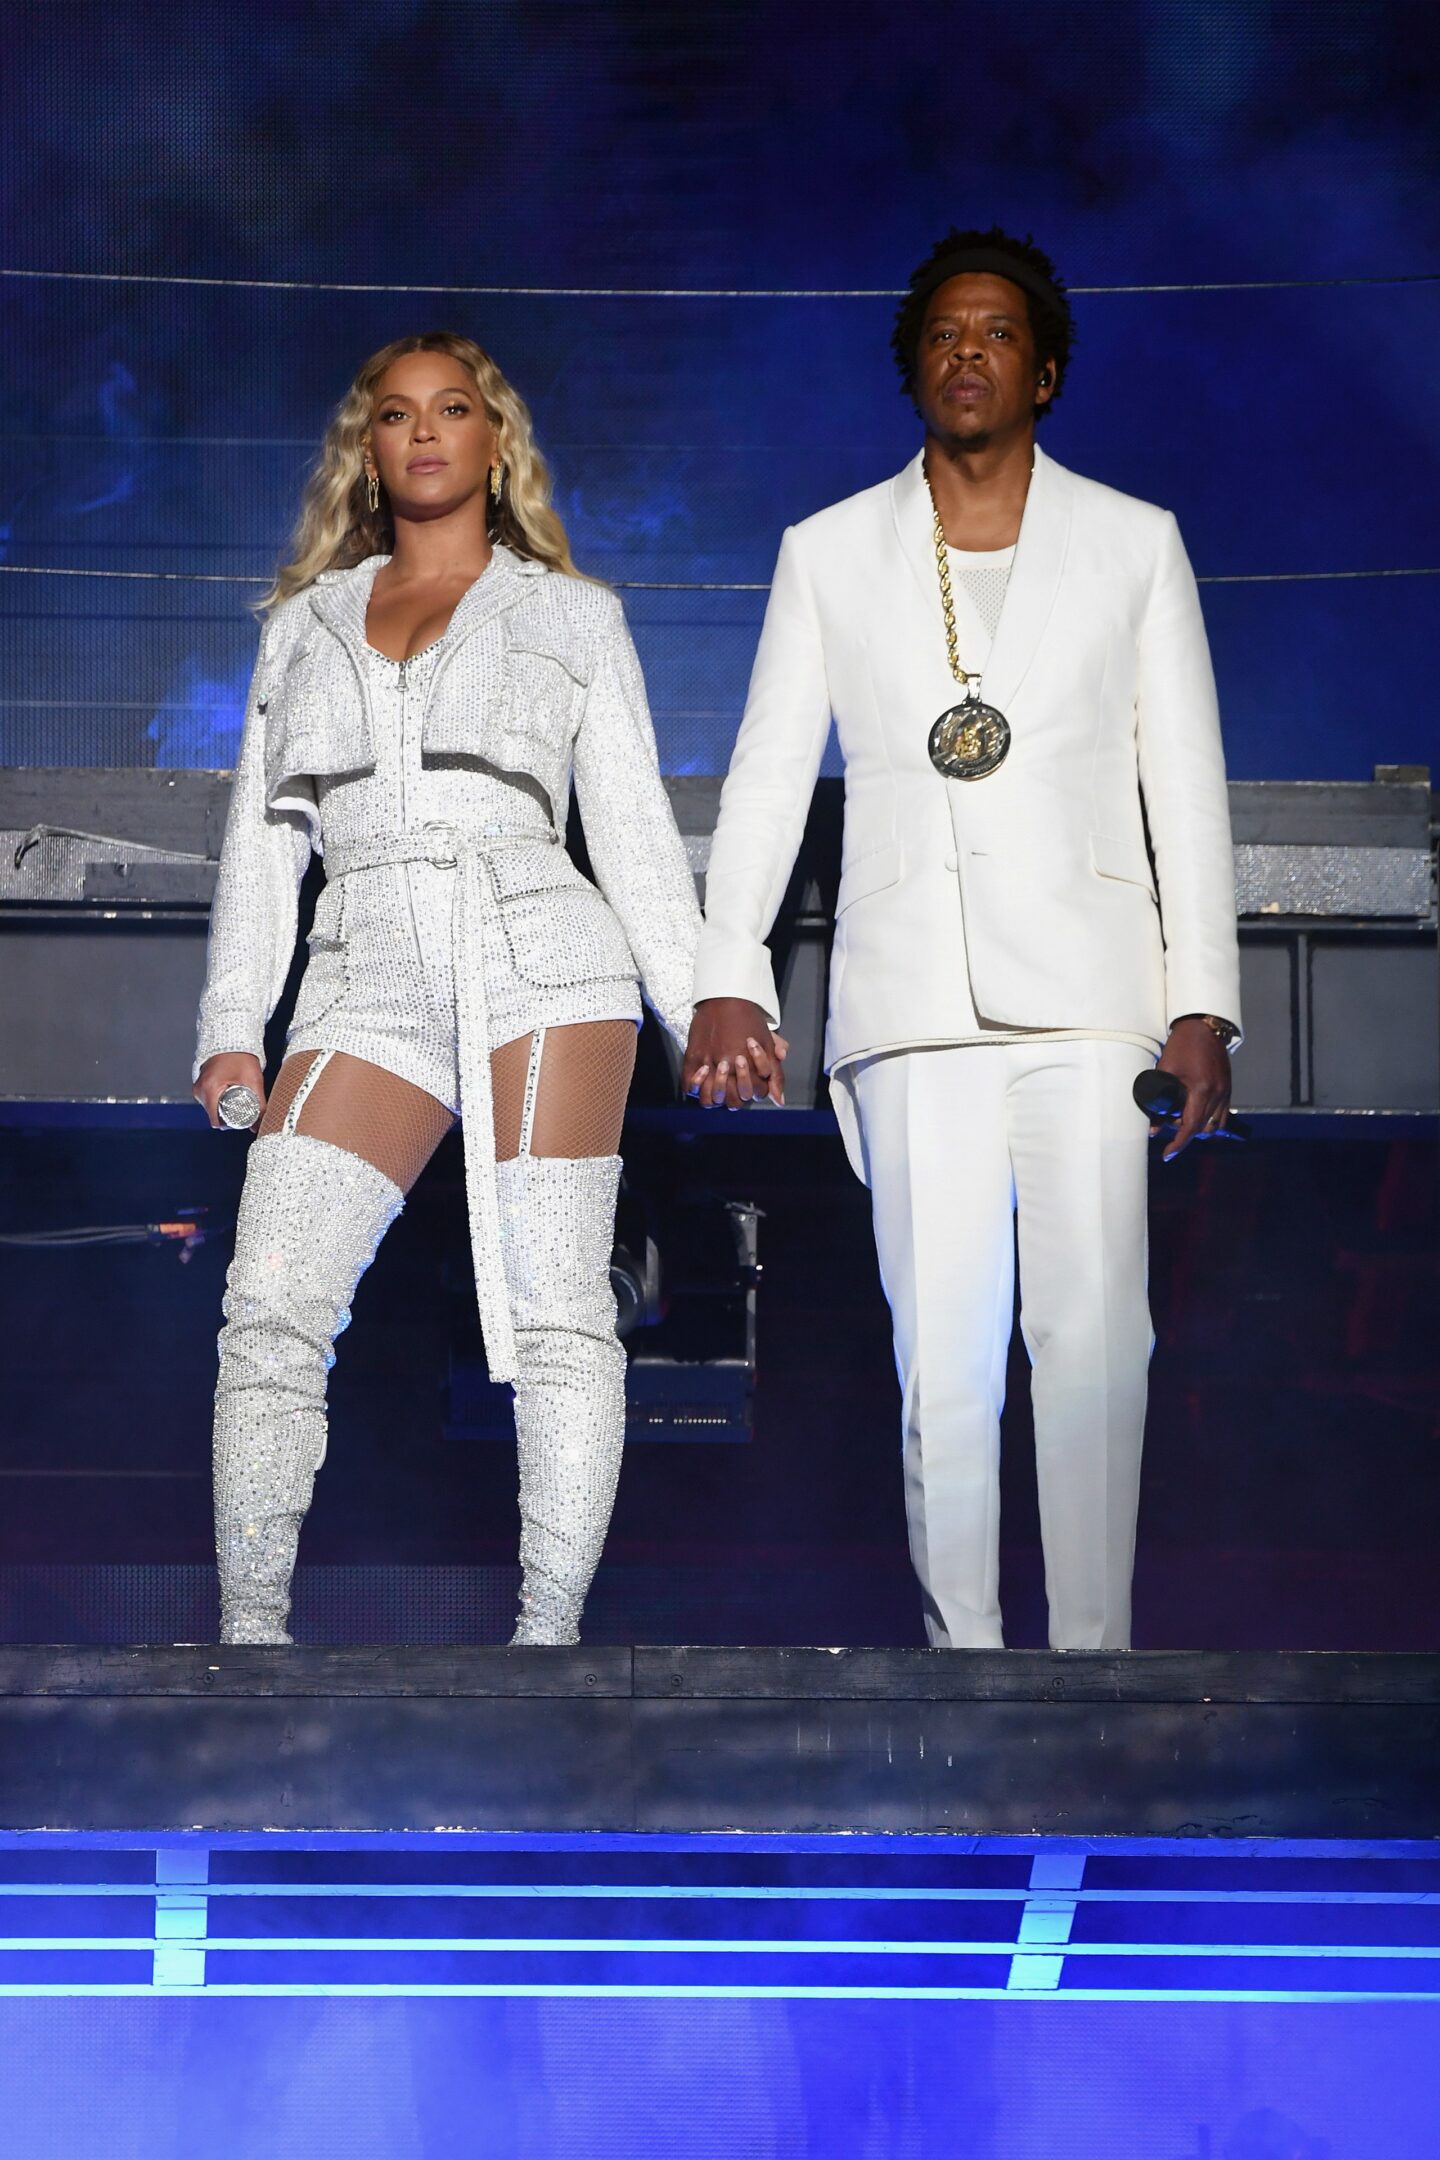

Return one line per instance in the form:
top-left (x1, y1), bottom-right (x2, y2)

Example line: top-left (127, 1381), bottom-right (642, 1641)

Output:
top-left (913, 272), bottom-right (1054, 445)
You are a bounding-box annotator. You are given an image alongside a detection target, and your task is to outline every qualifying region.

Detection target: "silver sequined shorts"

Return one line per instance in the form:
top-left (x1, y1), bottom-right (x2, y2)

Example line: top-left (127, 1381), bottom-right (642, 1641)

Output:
top-left (285, 844), bottom-right (642, 1113)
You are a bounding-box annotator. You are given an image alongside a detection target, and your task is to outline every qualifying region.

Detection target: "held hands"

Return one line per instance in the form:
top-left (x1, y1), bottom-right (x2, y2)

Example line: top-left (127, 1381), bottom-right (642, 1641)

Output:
top-left (682, 997), bottom-right (789, 1110)
top-left (193, 1052), bottom-right (267, 1131)
top-left (1152, 1017), bottom-right (1231, 1161)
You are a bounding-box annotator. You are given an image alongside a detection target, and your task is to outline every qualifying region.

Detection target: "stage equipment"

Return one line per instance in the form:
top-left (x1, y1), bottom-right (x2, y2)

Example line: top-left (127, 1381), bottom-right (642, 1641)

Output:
top-left (1, 768), bottom-right (1433, 1118)
top-left (1225, 771), bottom-right (1438, 1115)
top-left (446, 1188), bottom-right (763, 1443)
top-left (0, 1209), bottom-right (209, 1258)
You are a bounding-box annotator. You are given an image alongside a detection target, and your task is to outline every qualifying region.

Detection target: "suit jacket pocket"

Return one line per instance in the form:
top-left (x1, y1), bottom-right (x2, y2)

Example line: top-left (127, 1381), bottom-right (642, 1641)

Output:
top-left (1090, 831), bottom-right (1157, 900)
top-left (835, 840), bottom-right (902, 918)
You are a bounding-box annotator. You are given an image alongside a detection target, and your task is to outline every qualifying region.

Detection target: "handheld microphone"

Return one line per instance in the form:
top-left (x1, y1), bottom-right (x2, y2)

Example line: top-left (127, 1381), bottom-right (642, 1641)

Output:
top-left (217, 1084), bottom-right (263, 1131)
top-left (1132, 1069), bottom-right (1249, 1142)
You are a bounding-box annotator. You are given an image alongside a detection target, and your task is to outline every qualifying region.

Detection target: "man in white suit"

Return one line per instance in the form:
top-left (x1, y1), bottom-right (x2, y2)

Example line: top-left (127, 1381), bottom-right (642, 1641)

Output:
top-left (683, 227), bottom-right (1241, 1652)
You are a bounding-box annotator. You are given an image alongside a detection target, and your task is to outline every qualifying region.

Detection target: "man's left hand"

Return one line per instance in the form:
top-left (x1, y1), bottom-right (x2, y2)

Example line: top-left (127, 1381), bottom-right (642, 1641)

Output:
top-left (1153, 1016), bottom-right (1232, 1161)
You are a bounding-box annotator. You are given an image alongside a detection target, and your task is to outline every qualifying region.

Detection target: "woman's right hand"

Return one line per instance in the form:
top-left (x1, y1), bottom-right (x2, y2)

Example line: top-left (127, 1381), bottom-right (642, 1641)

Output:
top-left (682, 998), bottom-right (787, 1109)
top-left (193, 1052), bottom-right (267, 1131)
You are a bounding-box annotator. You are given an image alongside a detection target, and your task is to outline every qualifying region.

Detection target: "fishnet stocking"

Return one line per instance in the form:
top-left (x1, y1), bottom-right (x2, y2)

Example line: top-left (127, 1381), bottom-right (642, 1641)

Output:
top-left (258, 1049), bottom-right (453, 1194)
top-left (260, 1022), bottom-right (637, 1186)
top-left (492, 1020), bottom-right (638, 1160)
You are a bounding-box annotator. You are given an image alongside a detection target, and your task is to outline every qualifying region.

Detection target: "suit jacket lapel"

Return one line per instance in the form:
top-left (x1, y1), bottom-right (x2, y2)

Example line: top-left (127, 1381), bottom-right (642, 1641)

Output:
top-left (887, 444), bottom-right (1073, 715)
top-left (889, 452), bottom-right (993, 674)
top-left (981, 443), bottom-right (1072, 716)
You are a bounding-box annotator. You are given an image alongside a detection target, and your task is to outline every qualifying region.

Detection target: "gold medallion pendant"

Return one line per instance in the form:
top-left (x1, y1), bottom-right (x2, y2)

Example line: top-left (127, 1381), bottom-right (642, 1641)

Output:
top-left (922, 465), bottom-right (1017, 783)
top-left (928, 697), bottom-right (1012, 780)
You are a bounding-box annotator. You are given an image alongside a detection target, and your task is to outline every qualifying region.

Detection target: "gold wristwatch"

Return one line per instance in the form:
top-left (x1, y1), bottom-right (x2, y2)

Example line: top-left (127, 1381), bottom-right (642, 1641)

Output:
top-left (1185, 1013), bottom-right (1239, 1050)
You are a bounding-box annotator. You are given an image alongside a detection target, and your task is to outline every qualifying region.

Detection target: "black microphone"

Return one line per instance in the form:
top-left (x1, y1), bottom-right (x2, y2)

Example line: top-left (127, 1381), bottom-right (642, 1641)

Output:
top-left (1133, 1069), bottom-right (1249, 1142)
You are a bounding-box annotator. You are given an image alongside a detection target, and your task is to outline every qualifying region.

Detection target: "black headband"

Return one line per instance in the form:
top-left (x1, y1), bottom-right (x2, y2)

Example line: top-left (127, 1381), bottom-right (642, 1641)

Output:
top-left (914, 248), bottom-right (1066, 317)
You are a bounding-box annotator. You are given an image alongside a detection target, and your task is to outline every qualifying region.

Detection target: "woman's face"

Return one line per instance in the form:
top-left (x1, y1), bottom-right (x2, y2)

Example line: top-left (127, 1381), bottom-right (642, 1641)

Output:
top-left (363, 351), bottom-right (499, 522)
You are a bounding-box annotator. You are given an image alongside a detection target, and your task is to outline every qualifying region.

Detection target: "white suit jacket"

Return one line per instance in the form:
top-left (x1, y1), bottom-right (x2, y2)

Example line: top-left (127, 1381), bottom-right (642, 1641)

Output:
top-left (694, 446), bottom-right (1241, 1079)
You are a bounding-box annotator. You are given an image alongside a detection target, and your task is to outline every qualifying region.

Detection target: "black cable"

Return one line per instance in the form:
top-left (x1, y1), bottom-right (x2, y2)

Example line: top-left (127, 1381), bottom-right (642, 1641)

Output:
top-left (0, 1215), bottom-right (222, 1254)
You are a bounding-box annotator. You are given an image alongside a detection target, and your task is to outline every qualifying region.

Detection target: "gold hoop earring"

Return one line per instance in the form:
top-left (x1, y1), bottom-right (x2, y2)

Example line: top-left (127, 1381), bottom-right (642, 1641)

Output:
top-left (489, 460), bottom-right (504, 505)
top-left (365, 470), bottom-right (380, 514)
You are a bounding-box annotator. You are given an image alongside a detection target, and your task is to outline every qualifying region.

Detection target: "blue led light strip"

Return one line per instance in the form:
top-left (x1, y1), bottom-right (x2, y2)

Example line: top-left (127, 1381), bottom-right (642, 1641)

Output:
top-left (0, 1983), bottom-right (1434, 2003)
top-left (2, 1883), bottom-right (1436, 1905)
top-left (3, 1837), bottom-right (1434, 2006)
top-left (3, 1937), bottom-right (1436, 1959)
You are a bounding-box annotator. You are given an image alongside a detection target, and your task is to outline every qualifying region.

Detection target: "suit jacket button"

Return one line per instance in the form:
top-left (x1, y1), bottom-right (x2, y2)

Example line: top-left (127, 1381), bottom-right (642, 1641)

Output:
top-left (943, 852), bottom-right (958, 873)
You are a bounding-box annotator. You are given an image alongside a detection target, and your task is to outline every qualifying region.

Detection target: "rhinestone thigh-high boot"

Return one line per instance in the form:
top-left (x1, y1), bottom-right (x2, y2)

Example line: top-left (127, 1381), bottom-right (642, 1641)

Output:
top-left (213, 1132), bottom-right (403, 1644)
top-left (499, 1154), bottom-right (627, 1646)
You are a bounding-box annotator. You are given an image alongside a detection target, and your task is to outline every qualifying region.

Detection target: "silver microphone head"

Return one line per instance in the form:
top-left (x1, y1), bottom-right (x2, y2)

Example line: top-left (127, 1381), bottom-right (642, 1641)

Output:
top-left (217, 1083), bottom-right (262, 1131)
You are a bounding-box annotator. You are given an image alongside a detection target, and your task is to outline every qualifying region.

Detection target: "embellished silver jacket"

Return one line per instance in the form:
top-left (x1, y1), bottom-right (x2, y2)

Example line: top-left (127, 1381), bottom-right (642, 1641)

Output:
top-left (195, 547), bottom-right (701, 1073)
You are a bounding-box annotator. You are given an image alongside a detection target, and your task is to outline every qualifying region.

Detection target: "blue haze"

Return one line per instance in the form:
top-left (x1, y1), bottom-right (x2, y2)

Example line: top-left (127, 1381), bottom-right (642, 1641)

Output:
top-left (0, 0), bottom-right (1436, 778)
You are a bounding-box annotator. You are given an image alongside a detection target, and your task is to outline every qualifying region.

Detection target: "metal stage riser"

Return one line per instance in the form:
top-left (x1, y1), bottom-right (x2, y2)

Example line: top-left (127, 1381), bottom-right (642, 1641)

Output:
top-left (1, 1648), bottom-right (1436, 1845)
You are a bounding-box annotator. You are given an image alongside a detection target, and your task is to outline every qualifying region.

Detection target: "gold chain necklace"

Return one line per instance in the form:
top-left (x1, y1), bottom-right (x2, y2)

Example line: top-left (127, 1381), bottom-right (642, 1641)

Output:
top-left (928, 481), bottom-right (975, 691)
top-left (922, 466), bottom-right (1014, 781)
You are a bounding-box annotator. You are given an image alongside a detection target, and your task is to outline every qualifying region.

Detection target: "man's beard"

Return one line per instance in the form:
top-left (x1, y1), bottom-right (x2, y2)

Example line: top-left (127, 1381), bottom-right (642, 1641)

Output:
top-left (935, 421), bottom-right (994, 455)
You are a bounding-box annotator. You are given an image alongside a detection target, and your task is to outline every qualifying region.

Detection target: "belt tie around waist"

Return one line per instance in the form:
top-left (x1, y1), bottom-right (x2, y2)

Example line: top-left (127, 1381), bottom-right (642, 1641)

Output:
top-left (321, 822), bottom-right (559, 1386)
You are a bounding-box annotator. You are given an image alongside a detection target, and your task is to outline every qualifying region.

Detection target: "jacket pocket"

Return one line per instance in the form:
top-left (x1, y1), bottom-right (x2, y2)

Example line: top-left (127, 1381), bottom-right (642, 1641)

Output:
top-left (1090, 831), bottom-right (1157, 899)
top-left (488, 849), bottom-right (637, 988)
top-left (835, 840), bottom-right (902, 918)
top-left (503, 642), bottom-right (590, 746)
top-left (508, 630), bottom-right (591, 688)
top-left (263, 639), bottom-right (369, 802)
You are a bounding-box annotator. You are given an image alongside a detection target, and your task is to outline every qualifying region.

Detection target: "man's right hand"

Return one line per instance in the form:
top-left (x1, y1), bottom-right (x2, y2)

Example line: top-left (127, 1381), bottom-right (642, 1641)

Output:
top-left (193, 1052), bottom-right (267, 1131)
top-left (682, 998), bottom-right (788, 1110)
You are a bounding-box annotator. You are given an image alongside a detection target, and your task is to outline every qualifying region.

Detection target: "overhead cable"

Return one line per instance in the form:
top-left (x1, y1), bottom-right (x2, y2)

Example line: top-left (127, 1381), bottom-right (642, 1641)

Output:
top-left (1, 266), bottom-right (1437, 299)
top-left (1, 563), bottom-right (1437, 591)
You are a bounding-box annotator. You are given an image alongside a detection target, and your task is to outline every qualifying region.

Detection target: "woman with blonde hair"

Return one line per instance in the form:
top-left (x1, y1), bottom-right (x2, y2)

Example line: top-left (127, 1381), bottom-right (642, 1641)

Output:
top-left (193, 332), bottom-right (710, 1645)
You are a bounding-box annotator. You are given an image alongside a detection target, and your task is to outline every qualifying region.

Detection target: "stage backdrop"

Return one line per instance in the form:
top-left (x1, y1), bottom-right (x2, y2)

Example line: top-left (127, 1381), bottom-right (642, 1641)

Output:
top-left (1, 0), bottom-right (1437, 783)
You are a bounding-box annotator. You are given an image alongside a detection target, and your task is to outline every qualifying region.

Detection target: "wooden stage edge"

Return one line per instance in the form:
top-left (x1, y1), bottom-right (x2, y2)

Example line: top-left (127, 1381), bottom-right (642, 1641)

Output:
top-left (1, 1646), bottom-right (1436, 1841)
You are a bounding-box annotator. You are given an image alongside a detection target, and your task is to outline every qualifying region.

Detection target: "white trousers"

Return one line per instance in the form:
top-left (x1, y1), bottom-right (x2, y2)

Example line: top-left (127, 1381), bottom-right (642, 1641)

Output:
top-left (849, 1039), bottom-right (1154, 1651)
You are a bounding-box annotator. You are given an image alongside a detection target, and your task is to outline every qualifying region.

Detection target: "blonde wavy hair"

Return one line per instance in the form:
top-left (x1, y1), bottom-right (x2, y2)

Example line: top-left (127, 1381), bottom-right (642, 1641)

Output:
top-left (261, 332), bottom-right (584, 609)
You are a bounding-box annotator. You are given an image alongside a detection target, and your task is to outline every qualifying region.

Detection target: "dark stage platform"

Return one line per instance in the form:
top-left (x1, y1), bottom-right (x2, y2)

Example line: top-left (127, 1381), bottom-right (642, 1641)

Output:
top-left (2, 1645), bottom-right (1436, 1842)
